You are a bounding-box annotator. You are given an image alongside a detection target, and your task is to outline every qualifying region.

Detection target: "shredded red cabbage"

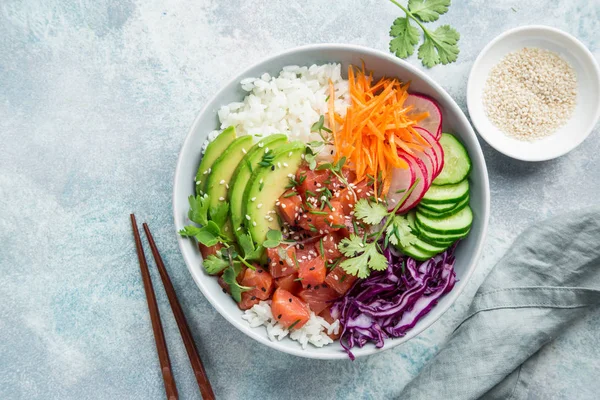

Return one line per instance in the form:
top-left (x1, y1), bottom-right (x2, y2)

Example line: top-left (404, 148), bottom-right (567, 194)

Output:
top-left (331, 245), bottom-right (457, 360)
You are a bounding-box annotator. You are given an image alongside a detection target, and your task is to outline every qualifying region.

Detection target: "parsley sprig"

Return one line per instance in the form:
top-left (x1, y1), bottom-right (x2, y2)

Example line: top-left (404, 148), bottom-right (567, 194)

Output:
top-left (389, 0), bottom-right (460, 68)
top-left (339, 179), bottom-right (420, 278)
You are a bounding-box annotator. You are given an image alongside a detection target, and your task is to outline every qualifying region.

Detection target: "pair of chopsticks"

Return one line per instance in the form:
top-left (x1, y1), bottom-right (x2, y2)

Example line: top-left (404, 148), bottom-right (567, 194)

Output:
top-left (130, 214), bottom-right (215, 400)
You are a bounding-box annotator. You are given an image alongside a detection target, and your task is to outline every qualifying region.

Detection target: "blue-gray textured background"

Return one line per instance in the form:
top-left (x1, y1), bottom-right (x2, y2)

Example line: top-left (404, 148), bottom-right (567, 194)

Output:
top-left (1, 1), bottom-right (599, 399)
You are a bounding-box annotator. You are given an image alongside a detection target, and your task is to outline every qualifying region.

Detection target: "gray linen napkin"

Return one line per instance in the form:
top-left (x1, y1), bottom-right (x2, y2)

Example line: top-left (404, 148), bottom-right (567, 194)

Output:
top-left (401, 207), bottom-right (600, 399)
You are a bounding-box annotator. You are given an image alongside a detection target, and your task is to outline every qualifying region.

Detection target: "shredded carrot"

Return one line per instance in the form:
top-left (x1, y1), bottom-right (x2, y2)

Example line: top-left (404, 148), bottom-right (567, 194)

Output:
top-left (327, 65), bottom-right (430, 196)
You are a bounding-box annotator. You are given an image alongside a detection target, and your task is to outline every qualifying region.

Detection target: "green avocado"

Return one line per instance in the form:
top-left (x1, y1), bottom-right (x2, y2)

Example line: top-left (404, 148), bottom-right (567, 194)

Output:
top-left (229, 134), bottom-right (288, 240)
top-left (195, 126), bottom-right (236, 195)
top-left (243, 141), bottom-right (305, 245)
top-left (206, 135), bottom-right (254, 238)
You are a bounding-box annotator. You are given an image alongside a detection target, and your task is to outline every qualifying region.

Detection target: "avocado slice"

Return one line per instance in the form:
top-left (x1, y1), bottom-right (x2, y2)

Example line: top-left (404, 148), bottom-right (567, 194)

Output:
top-left (229, 134), bottom-right (288, 240)
top-left (195, 126), bottom-right (236, 195)
top-left (243, 141), bottom-right (305, 245)
top-left (206, 135), bottom-right (254, 238)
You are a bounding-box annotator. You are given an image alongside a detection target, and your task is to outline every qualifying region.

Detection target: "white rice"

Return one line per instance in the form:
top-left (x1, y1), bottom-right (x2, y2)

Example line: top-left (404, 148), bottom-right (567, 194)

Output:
top-left (204, 64), bottom-right (348, 348)
top-left (242, 301), bottom-right (340, 349)
top-left (202, 63), bottom-right (350, 154)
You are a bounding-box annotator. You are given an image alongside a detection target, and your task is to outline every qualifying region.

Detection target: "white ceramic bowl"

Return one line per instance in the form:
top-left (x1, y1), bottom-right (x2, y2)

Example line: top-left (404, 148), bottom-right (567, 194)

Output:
top-left (467, 25), bottom-right (600, 162)
top-left (174, 44), bottom-right (490, 359)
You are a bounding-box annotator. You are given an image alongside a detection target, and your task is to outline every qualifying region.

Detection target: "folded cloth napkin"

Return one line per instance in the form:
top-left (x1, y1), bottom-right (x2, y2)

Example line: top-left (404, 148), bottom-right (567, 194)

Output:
top-left (401, 207), bottom-right (600, 399)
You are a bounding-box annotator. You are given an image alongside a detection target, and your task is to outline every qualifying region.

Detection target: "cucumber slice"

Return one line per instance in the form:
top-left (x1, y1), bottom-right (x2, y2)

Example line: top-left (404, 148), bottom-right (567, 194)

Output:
top-left (433, 133), bottom-right (472, 185)
top-left (421, 180), bottom-right (469, 205)
top-left (419, 200), bottom-right (461, 213)
top-left (419, 235), bottom-right (456, 247)
top-left (417, 196), bottom-right (469, 219)
top-left (408, 211), bottom-right (456, 247)
top-left (396, 243), bottom-right (436, 261)
top-left (416, 206), bottom-right (473, 235)
top-left (416, 219), bottom-right (469, 243)
top-left (413, 238), bottom-right (447, 254)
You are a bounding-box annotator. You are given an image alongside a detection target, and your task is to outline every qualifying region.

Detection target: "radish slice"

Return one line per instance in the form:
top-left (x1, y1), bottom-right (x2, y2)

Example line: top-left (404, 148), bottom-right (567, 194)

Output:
top-left (413, 127), bottom-right (440, 176)
top-left (404, 93), bottom-right (442, 139)
top-left (414, 127), bottom-right (444, 177)
top-left (386, 155), bottom-right (415, 211)
top-left (396, 153), bottom-right (430, 214)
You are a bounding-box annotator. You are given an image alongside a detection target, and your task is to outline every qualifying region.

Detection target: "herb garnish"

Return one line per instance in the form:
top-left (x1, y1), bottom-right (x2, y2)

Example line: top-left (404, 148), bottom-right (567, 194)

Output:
top-left (339, 179), bottom-right (420, 278)
top-left (388, 0), bottom-right (460, 68)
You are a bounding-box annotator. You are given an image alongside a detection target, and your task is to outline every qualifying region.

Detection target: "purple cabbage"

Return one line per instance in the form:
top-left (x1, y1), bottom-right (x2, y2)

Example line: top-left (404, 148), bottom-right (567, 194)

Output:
top-left (331, 245), bottom-right (457, 360)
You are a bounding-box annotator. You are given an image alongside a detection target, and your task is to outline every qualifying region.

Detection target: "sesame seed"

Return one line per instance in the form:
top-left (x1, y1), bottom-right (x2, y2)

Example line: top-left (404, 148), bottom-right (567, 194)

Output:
top-left (208, 168), bottom-right (211, 173)
top-left (265, 147), bottom-right (269, 152)
top-left (483, 47), bottom-right (577, 140)
top-left (259, 178), bottom-right (263, 184)
top-left (283, 162), bottom-right (289, 167)
top-left (203, 170), bottom-right (209, 175)
top-left (246, 215), bottom-right (251, 221)
top-left (268, 217), bottom-right (274, 222)
top-left (242, 148), bottom-right (247, 154)
top-left (258, 142), bottom-right (264, 148)
top-left (288, 152), bottom-right (293, 157)
top-left (277, 162), bottom-right (282, 168)
top-left (251, 197), bottom-right (256, 202)
top-left (196, 181), bottom-right (201, 185)
top-left (257, 204), bottom-right (263, 208)
top-left (219, 196), bottom-right (225, 201)
top-left (316, 183), bottom-right (322, 188)
top-left (219, 179), bottom-right (225, 185)
top-left (281, 204), bottom-right (286, 209)
top-left (226, 184), bottom-right (229, 189)
top-left (276, 201), bottom-right (281, 206)
top-left (252, 221), bottom-right (257, 226)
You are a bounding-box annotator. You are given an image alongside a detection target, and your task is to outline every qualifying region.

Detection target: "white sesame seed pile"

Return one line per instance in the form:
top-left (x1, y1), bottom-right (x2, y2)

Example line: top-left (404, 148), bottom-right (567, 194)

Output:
top-left (483, 47), bottom-right (577, 141)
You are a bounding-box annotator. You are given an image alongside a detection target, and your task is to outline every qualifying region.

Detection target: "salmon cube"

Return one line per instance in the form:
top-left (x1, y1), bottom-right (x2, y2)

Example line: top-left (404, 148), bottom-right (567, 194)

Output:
top-left (271, 288), bottom-right (311, 329)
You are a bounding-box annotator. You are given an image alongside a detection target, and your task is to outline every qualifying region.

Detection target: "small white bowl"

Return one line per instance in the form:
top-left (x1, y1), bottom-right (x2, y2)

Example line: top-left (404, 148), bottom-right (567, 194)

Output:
top-left (467, 25), bottom-right (600, 162)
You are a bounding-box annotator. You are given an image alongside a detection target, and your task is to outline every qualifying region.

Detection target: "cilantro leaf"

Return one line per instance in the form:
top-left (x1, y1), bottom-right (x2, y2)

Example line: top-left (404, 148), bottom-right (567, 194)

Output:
top-left (388, 0), bottom-right (460, 68)
top-left (408, 0), bottom-right (450, 22)
top-left (339, 234), bottom-right (366, 257)
top-left (311, 115), bottom-right (326, 133)
top-left (354, 199), bottom-right (388, 225)
top-left (222, 264), bottom-right (251, 303)
top-left (385, 215), bottom-right (417, 247)
top-left (194, 221), bottom-right (221, 247)
top-left (188, 194), bottom-right (209, 226)
top-left (389, 17), bottom-right (420, 58)
top-left (179, 225), bottom-right (202, 238)
top-left (209, 201), bottom-right (230, 227)
top-left (340, 242), bottom-right (388, 279)
top-left (262, 229), bottom-right (283, 248)
top-left (237, 231), bottom-right (263, 260)
top-left (419, 25), bottom-right (460, 67)
top-left (203, 254), bottom-right (228, 275)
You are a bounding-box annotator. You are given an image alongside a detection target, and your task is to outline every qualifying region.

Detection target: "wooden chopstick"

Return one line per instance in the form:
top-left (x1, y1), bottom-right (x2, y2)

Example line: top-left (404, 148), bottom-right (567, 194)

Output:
top-left (130, 214), bottom-right (179, 400)
top-left (142, 222), bottom-right (216, 400)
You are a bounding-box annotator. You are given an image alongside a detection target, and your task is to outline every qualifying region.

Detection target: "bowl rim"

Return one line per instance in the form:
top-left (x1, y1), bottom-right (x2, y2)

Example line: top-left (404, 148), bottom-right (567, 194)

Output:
top-left (173, 43), bottom-right (490, 359)
top-left (466, 24), bottom-right (600, 162)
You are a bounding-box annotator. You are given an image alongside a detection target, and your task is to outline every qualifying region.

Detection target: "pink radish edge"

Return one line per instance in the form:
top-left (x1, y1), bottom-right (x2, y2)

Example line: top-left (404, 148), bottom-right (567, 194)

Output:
top-left (396, 153), bottom-right (430, 214)
top-left (386, 154), bottom-right (416, 211)
top-left (405, 93), bottom-right (443, 140)
top-left (414, 127), bottom-right (444, 177)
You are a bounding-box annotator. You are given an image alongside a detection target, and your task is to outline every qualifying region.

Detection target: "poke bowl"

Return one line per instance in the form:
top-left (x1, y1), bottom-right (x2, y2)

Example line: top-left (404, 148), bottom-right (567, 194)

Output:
top-left (173, 44), bottom-right (490, 359)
